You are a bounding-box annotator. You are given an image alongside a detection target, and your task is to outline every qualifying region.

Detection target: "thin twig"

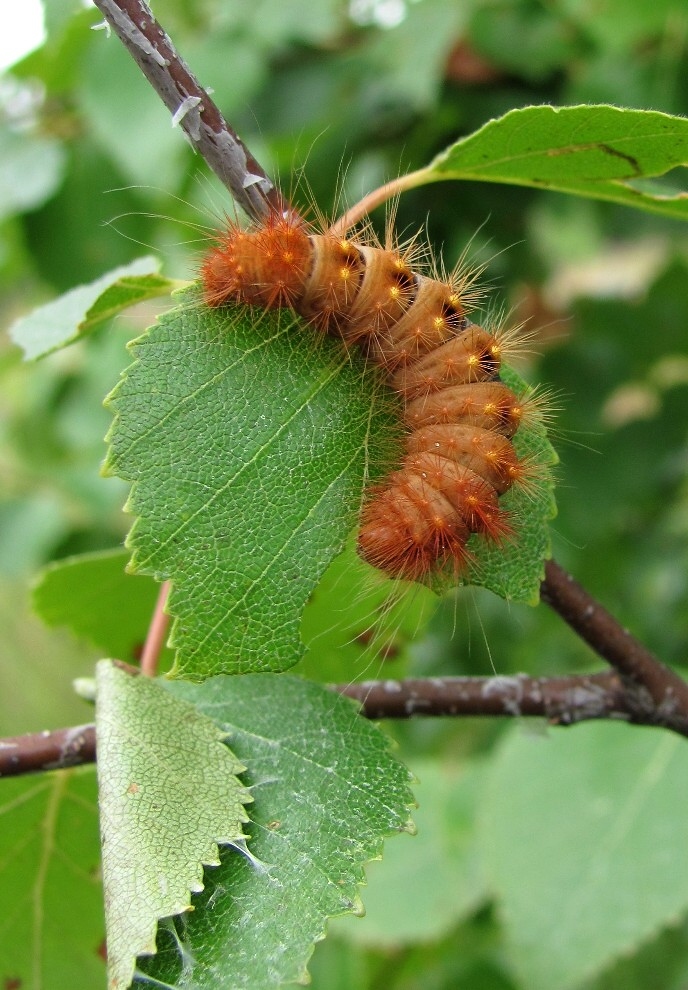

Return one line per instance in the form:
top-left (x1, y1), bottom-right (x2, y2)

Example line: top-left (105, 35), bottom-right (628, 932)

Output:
top-left (139, 580), bottom-right (171, 677)
top-left (0, 725), bottom-right (97, 777)
top-left (2, 666), bottom-right (687, 778)
top-left (91, 0), bottom-right (289, 223)
top-left (141, 581), bottom-right (170, 677)
top-left (328, 171), bottom-right (427, 235)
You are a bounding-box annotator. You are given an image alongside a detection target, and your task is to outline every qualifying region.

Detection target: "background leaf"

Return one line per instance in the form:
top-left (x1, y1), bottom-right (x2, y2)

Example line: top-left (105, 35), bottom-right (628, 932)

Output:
top-left (32, 548), bottom-right (169, 665)
top-left (0, 578), bottom-right (98, 736)
top-left (76, 39), bottom-right (189, 191)
top-left (95, 660), bottom-right (252, 990)
top-left (419, 105), bottom-right (688, 219)
top-left (298, 538), bottom-right (438, 684)
top-left (482, 722), bottom-right (688, 990)
top-left (135, 673), bottom-right (416, 989)
top-left (10, 258), bottom-right (174, 360)
top-left (332, 756), bottom-right (489, 946)
top-left (0, 768), bottom-right (104, 990)
top-left (0, 125), bottom-right (66, 221)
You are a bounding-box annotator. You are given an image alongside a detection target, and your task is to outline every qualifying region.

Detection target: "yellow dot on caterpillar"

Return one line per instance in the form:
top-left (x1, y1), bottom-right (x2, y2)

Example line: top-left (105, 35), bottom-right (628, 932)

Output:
top-left (484, 403), bottom-right (496, 415)
top-left (282, 252), bottom-right (294, 263)
top-left (468, 354), bottom-right (479, 367)
top-left (448, 293), bottom-right (461, 308)
top-left (339, 239), bottom-right (350, 250)
top-left (490, 344), bottom-right (501, 358)
top-left (339, 267), bottom-right (351, 281)
top-left (433, 316), bottom-right (444, 330)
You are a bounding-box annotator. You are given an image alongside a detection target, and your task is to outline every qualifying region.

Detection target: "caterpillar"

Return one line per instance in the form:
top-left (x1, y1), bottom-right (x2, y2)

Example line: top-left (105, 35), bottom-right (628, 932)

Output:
top-left (201, 211), bottom-right (536, 583)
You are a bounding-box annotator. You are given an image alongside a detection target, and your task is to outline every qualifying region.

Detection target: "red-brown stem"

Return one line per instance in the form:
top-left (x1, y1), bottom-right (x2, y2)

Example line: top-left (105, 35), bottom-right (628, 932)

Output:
top-left (328, 171), bottom-right (426, 236)
top-left (139, 580), bottom-right (171, 677)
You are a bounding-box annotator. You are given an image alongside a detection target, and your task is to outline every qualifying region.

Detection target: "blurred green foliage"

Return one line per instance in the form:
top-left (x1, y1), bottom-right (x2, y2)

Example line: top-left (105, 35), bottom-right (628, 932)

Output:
top-left (1, 0), bottom-right (688, 987)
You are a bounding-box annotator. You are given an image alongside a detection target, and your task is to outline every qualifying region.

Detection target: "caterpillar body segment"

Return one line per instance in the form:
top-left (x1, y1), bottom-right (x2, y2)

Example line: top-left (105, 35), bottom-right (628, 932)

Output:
top-left (201, 213), bottom-right (537, 582)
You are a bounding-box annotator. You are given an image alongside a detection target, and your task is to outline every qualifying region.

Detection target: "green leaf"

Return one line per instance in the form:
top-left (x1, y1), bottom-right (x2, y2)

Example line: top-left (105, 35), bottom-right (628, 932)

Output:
top-left (470, 4), bottom-right (579, 81)
top-left (332, 756), bottom-right (489, 946)
top-left (413, 105), bottom-right (688, 220)
top-left (0, 493), bottom-right (69, 579)
top-left (0, 768), bottom-right (104, 990)
top-left (42, 0), bottom-right (85, 39)
top-left (241, 0), bottom-right (344, 45)
top-left (104, 289), bottom-right (555, 679)
top-left (134, 673), bottom-right (416, 989)
top-left (95, 660), bottom-right (252, 990)
top-left (104, 290), bottom-right (401, 679)
top-left (32, 549), bottom-right (166, 664)
top-left (10, 258), bottom-right (177, 360)
top-left (594, 917), bottom-right (688, 990)
top-left (482, 723), bottom-right (688, 990)
top-left (363, 0), bottom-right (470, 110)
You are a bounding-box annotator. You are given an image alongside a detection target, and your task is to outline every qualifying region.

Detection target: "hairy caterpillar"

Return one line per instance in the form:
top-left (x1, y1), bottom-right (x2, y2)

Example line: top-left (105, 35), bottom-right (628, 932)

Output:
top-left (201, 211), bottom-right (538, 583)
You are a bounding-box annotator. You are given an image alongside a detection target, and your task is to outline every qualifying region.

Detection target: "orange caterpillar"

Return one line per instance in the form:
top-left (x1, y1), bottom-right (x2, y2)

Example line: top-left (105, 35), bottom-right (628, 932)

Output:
top-left (201, 212), bottom-right (534, 582)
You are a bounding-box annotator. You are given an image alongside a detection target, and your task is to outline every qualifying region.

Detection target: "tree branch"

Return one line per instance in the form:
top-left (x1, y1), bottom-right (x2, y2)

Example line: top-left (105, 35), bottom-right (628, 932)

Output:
top-left (0, 725), bottom-right (96, 777)
top-left (339, 671), bottom-right (641, 723)
top-left (2, 665), bottom-right (686, 778)
top-left (91, 0), bottom-right (288, 222)
top-left (540, 560), bottom-right (688, 734)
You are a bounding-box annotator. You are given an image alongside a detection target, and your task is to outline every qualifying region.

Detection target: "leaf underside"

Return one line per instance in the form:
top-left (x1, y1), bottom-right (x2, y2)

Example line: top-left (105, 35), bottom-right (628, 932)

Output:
top-left (95, 660), bottom-right (253, 990)
top-left (10, 257), bottom-right (174, 360)
top-left (134, 674), bottom-right (416, 990)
